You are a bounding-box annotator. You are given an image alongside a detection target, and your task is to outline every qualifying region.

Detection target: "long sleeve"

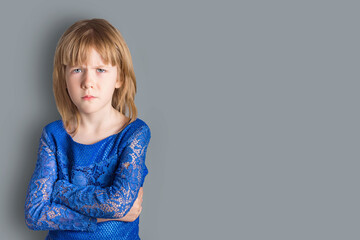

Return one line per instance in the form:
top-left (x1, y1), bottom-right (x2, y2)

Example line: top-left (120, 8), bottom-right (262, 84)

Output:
top-left (24, 129), bottom-right (98, 231)
top-left (51, 125), bottom-right (151, 219)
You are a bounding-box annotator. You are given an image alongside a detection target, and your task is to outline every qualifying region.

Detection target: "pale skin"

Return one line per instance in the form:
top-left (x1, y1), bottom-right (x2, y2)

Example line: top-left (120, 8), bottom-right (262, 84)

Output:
top-left (64, 48), bottom-right (143, 222)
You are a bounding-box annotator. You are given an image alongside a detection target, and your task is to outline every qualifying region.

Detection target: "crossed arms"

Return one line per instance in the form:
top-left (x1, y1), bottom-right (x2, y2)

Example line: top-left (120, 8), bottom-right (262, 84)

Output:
top-left (24, 126), bottom-right (150, 231)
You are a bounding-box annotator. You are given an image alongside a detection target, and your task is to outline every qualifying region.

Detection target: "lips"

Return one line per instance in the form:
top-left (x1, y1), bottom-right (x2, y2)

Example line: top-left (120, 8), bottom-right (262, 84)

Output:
top-left (82, 95), bottom-right (96, 100)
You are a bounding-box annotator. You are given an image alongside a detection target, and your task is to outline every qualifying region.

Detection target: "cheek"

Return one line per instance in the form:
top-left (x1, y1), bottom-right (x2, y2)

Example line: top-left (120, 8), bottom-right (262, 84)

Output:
top-left (65, 77), bottom-right (72, 89)
top-left (65, 81), bottom-right (80, 98)
top-left (65, 81), bottom-right (75, 92)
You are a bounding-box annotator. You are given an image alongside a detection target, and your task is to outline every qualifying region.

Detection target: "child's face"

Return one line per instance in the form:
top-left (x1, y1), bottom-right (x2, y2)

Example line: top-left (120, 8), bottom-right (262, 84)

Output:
top-left (65, 48), bottom-right (121, 115)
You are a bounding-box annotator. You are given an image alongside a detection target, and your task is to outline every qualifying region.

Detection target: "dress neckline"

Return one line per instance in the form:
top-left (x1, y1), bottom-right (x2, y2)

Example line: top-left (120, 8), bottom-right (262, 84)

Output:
top-left (61, 118), bottom-right (137, 147)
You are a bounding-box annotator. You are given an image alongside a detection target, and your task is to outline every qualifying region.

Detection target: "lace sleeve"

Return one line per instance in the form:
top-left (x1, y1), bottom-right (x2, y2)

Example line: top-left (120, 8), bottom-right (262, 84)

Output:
top-left (51, 125), bottom-right (151, 219)
top-left (24, 129), bottom-right (98, 231)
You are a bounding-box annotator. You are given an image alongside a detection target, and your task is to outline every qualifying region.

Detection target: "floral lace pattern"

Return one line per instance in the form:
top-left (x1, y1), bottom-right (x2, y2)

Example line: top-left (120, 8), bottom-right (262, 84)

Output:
top-left (24, 130), bottom-right (97, 231)
top-left (24, 119), bottom-right (151, 238)
top-left (51, 126), bottom-right (150, 218)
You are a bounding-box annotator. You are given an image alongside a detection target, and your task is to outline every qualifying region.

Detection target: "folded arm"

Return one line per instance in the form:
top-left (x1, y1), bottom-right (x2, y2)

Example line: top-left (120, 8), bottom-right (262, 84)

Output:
top-left (97, 186), bottom-right (144, 223)
top-left (24, 129), bottom-right (97, 231)
top-left (52, 125), bottom-right (151, 219)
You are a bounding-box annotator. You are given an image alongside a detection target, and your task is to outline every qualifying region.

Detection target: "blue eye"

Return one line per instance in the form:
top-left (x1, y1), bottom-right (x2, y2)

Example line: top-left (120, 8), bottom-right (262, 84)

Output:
top-left (97, 69), bottom-right (106, 73)
top-left (73, 68), bottom-right (82, 73)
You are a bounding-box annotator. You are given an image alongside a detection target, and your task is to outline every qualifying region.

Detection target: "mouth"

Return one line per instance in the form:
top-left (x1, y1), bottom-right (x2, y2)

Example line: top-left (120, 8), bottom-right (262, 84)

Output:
top-left (82, 95), bottom-right (96, 100)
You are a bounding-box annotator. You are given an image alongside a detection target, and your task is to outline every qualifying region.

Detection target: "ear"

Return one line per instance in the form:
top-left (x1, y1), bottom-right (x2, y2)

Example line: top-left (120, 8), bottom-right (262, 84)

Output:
top-left (115, 72), bottom-right (122, 88)
top-left (115, 78), bottom-right (122, 89)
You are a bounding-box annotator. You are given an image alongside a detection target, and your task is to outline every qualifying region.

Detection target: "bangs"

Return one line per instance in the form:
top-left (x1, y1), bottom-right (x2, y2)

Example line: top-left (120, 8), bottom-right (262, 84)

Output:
top-left (53, 18), bottom-right (138, 130)
top-left (61, 28), bottom-right (120, 67)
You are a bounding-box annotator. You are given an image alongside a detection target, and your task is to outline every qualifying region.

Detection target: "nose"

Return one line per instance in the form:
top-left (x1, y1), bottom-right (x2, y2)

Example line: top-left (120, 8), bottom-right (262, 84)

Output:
top-left (81, 70), bottom-right (94, 89)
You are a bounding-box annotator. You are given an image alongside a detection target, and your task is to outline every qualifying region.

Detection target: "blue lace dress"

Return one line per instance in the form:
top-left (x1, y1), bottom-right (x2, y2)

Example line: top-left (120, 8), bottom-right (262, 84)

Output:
top-left (24, 118), bottom-right (151, 240)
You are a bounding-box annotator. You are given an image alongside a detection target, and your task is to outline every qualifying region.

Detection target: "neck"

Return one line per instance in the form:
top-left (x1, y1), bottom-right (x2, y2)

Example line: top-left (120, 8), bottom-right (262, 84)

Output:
top-left (77, 106), bottom-right (121, 134)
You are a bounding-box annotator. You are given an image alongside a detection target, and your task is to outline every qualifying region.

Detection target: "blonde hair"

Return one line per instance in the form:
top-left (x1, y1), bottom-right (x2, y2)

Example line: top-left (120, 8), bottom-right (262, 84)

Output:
top-left (53, 18), bottom-right (137, 135)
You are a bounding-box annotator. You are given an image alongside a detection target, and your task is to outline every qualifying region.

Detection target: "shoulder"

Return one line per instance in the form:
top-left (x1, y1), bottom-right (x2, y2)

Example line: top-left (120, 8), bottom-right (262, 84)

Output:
top-left (132, 118), bottom-right (151, 133)
top-left (40, 120), bottom-right (66, 148)
top-left (42, 120), bottom-right (64, 139)
top-left (123, 118), bottom-right (151, 144)
top-left (43, 119), bottom-right (63, 134)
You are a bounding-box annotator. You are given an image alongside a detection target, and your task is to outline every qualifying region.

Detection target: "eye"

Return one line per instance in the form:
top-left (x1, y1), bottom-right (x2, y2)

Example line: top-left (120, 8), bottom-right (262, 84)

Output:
top-left (97, 68), bottom-right (106, 73)
top-left (72, 68), bottom-right (82, 73)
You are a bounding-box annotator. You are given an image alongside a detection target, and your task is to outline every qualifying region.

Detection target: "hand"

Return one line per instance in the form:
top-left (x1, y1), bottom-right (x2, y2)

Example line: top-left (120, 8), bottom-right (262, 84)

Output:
top-left (118, 187), bottom-right (143, 222)
top-left (97, 187), bottom-right (144, 223)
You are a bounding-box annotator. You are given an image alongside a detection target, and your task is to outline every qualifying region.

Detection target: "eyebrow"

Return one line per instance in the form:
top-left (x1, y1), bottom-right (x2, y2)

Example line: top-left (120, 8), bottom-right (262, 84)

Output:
top-left (92, 65), bottom-right (108, 68)
top-left (70, 65), bottom-right (109, 69)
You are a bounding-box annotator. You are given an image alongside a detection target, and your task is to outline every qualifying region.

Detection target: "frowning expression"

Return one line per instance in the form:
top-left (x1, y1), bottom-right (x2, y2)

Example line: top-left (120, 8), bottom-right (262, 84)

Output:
top-left (65, 48), bottom-right (121, 115)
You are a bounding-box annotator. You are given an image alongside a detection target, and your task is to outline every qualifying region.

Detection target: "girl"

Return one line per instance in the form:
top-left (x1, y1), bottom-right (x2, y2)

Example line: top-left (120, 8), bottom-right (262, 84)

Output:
top-left (24, 18), bottom-right (151, 240)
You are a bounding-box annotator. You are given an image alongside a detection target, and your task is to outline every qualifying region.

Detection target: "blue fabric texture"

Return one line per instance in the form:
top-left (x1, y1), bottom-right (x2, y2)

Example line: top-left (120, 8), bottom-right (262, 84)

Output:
top-left (24, 118), bottom-right (151, 240)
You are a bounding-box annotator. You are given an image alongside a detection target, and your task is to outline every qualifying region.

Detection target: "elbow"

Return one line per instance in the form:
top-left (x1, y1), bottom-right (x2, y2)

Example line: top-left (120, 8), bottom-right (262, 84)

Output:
top-left (24, 203), bottom-right (46, 231)
top-left (25, 218), bottom-right (38, 231)
top-left (24, 211), bottom-right (38, 230)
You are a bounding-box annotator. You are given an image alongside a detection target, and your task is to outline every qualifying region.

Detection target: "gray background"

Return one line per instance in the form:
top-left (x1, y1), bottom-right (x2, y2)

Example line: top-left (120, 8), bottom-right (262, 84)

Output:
top-left (0, 0), bottom-right (358, 239)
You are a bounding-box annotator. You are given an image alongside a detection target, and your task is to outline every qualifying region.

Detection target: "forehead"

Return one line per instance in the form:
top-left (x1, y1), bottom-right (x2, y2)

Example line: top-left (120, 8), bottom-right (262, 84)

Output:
top-left (80, 48), bottom-right (106, 66)
top-left (63, 37), bottom-right (118, 66)
top-left (68, 48), bottom-right (115, 67)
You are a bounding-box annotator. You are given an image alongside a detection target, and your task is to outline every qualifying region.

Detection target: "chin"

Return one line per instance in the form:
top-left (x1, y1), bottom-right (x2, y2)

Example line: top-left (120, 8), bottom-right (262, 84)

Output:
top-left (76, 107), bottom-right (100, 115)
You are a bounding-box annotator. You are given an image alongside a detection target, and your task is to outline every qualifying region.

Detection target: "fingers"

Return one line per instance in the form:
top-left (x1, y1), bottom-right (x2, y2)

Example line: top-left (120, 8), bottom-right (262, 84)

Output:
top-left (134, 188), bottom-right (143, 210)
top-left (138, 187), bottom-right (143, 201)
top-left (133, 192), bottom-right (142, 208)
top-left (137, 195), bottom-right (143, 206)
